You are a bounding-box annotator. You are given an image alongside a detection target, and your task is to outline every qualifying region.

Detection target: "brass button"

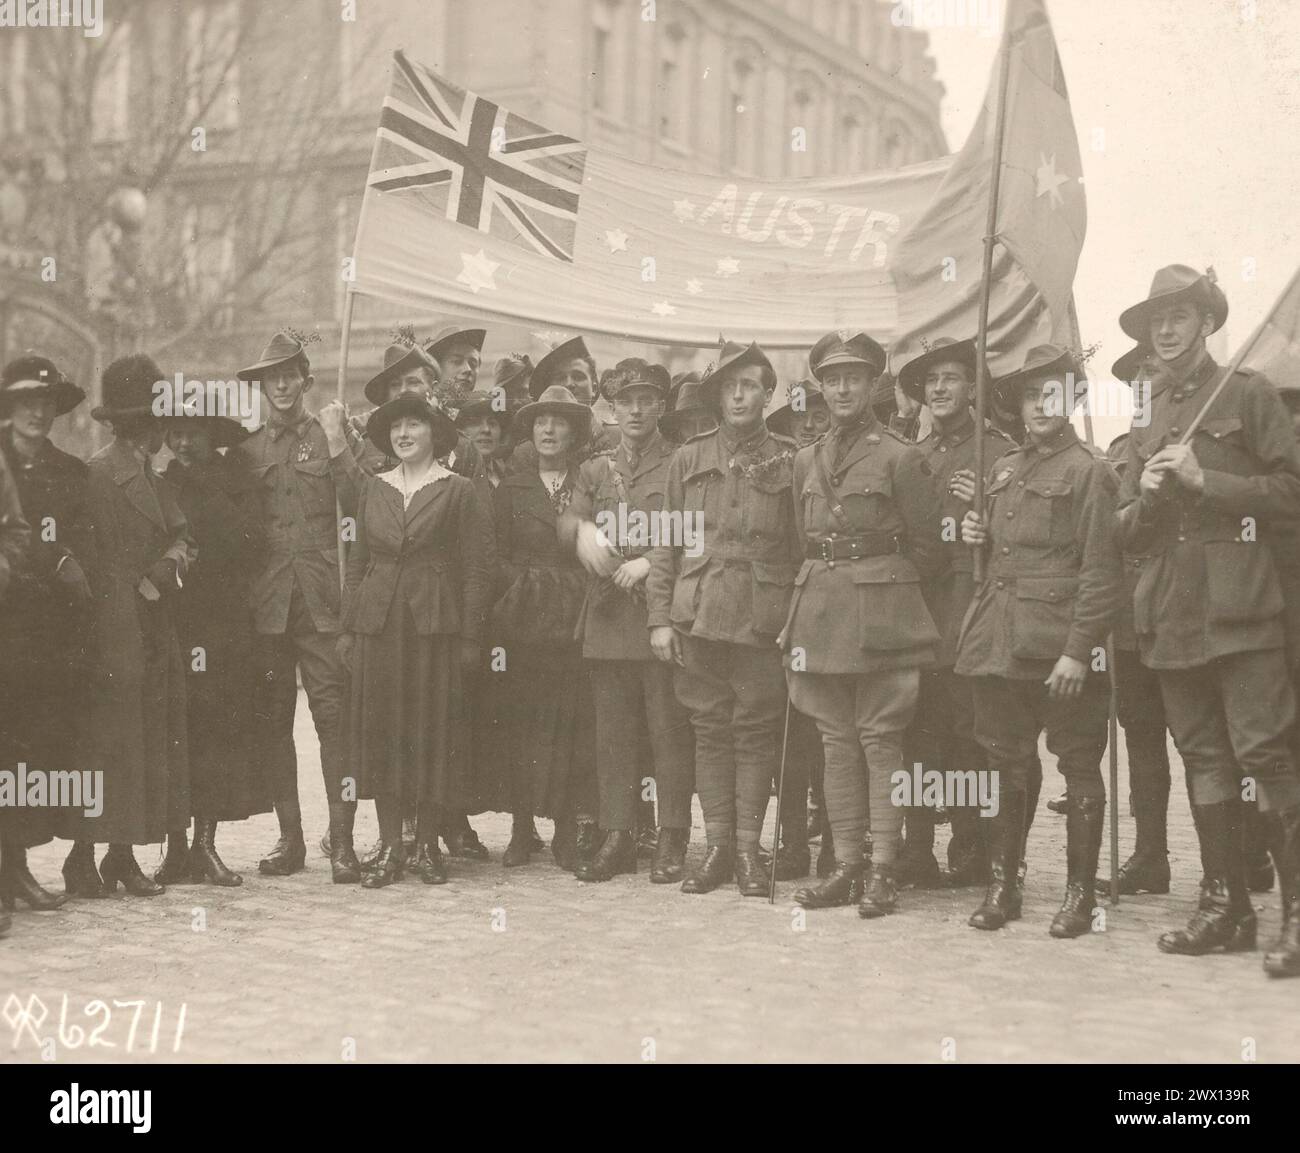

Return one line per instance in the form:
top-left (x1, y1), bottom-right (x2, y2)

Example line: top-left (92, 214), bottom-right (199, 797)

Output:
top-left (1018, 480), bottom-right (1026, 487)
top-left (1006, 511), bottom-right (1014, 519)
top-left (1170, 427), bottom-right (1180, 436)
top-left (1001, 546), bottom-right (1010, 554)
top-left (996, 579), bottom-right (1005, 588)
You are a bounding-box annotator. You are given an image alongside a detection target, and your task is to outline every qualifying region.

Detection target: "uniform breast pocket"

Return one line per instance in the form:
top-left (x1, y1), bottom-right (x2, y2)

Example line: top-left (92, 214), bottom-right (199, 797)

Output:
top-left (1195, 418), bottom-right (1249, 472)
top-left (293, 458), bottom-right (333, 518)
top-left (837, 469), bottom-right (894, 531)
top-left (1018, 479), bottom-right (1074, 545)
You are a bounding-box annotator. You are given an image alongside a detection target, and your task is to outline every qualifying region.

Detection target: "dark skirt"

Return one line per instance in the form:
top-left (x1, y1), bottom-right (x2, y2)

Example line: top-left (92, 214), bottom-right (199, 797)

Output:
top-left (343, 602), bottom-right (467, 805)
top-left (474, 641), bottom-right (596, 821)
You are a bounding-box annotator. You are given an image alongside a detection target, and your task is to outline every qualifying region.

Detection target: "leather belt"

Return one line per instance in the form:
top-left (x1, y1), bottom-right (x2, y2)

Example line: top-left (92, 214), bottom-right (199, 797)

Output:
top-left (806, 534), bottom-right (903, 562)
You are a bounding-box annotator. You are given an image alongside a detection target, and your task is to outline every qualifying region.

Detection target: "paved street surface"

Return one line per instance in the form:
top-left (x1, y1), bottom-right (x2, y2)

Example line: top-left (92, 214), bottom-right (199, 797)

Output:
top-left (3, 690), bottom-right (1296, 1064)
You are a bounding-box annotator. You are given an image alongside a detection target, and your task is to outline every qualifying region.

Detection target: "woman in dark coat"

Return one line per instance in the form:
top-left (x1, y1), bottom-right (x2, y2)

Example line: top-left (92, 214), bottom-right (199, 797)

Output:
top-left (338, 393), bottom-right (490, 888)
top-left (153, 402), bottom-right (271, 886)
top-left (78, 354), bottom-right (192, 896)
top-left (0, 357), bottom-right (95, 911)
top-left (490, 384), bottom-right (598, 870)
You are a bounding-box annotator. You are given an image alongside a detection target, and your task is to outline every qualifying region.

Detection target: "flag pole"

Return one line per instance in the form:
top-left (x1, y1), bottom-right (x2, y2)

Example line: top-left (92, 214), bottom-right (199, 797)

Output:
top-left (1177, 264), bottom-right (1300, 446)
top-left (335, 287), bottom-right (357, 599)
top-left (972, 16), bottom-right (1015, 584)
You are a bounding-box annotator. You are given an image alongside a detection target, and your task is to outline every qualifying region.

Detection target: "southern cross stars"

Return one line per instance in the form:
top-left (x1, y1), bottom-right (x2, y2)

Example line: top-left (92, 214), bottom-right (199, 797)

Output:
top-left (715, 257), bottom-right (740, 277)
top-left (651, 301), bottom-right (678, 316)
top-left (604, 228), bottom-right (629, 253)
top-left (1035, 152), bottom-right (1069, 208)
top-left (457, 249), bottom-right (499, 294)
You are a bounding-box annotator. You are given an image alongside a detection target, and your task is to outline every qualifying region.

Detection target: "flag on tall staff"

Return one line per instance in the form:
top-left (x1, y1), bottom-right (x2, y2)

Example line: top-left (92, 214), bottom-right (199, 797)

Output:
top-left (890, 0), bottom-right (1087, 375)
top-left (1239, 266), bottom-right (1300, 395)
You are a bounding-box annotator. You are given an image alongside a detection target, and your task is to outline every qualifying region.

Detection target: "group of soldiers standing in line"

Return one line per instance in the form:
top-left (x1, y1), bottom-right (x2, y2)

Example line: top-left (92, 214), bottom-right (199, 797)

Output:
top-left (0, 261), bottom-right (1297, 983)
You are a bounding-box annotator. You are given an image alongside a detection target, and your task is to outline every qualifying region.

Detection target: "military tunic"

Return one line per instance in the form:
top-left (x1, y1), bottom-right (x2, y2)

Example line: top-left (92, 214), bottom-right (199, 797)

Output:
top-left (645, 422), bottom-right (800, 845)
top-left (780, 417), bottom-right (941, 865)
top-left (561, 432), bottom-right (694, 830)
top-left (1116, 355), bottom-right (1300, 811)
top-left (956, 424), bottom-right (1122, 798)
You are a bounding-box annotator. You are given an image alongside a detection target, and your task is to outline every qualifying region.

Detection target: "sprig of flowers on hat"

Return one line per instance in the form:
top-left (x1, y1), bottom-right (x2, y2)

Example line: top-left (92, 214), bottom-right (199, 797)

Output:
top-left (390, 323), bottom-right (418, 347)
top-left (280, 326), bottom-right (321, 347)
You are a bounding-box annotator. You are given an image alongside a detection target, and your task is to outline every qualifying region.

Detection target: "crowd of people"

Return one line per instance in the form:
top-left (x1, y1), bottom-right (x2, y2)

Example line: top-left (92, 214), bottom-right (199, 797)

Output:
top-left (0, 262), bottom-right (1297, 983)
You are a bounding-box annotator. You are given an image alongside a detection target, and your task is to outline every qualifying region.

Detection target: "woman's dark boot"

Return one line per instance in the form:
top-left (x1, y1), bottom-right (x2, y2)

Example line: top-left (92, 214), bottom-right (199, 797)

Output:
top-left (0, 839), bottom-right (68, 910)
top-left (190, 819), bottom-right (242, 887)
top-left (154, 829), bottom-right (197, 886)
top-left (62, 841), bottom-right (108, 900)
top-left (360, 843), bottom-right (405, 889)
top-left (1159, 800), bottom-right (1256, 955)
top-left (413, 842), bottom-right (449, 885)
top-left (681, 837), bottom-right (732, 894)
top-left (637, 798), bottom-right (658, 859)
top-left (734, 844), bottom-right (770, 897)
top-left (794, 859), bottom-right (863, 908)
top-left (1050, 795), bottom-right (1104, 939)
top-left (443, 812), bottom-right (491, 860)
top-left (857, 863), bottom-right (899, 918)
top-left (329, 801), bottom-right (361, 884)
top-left (650, 827), bottom-right (689, 883)
top-left (1263, 805), bottom-right (1300, 978)
top-left (574, 817), bottom-right (602, 867)
top-left (970, 790), bottom-right (1025, 931)
top-left (503, 813), bottom-right (534, 868)
top-left (259, 796), bottom-right (306, 877)
top-left (575, 829), bottom-right (637, 882)
top-left (100, 846), bottom-right (164, 897)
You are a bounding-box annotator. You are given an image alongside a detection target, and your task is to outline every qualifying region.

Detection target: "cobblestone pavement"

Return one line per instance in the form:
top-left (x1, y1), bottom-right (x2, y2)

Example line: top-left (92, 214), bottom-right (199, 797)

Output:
top-left (2, 690), bottom-right (1296, 1064)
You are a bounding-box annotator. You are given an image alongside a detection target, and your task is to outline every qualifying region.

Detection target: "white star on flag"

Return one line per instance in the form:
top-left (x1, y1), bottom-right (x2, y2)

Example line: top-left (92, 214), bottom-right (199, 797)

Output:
top-left (685, 279), bottom-right (704, 295)
top-left (673, 198), bottom-right (697, 222)
top-left (651, 301), bottom-right (678, 317)
top-left (716, 257), bottom-right (740, 277)
top-left (457, 249), bottom-right (499, 294)
top-left (1035, 152), bottom-right (1069, 208)
top-left (604, 228), bottom-right (629, 253)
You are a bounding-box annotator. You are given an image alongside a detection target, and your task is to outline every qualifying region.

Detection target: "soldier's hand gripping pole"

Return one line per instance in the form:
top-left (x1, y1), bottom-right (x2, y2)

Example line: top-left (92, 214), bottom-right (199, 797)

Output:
top-left (770, 697), bottom-right (792, 904)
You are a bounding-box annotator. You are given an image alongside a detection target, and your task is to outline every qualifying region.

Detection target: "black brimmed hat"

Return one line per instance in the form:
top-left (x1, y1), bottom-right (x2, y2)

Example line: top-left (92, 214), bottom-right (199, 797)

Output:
top-left (809, 331), bottom-right (887, 381)
top-left (455, 390), bottom-right (512, 434)
top-left (91, 354), bottom-right (166, 424)
top-left (993, 343), bottom-right (1088, 412)
top-left (766, 378), bottom-right (825, 438)
top-left (699, 341), bottom-right (773, 408)
top-left (364, 342), bottom-right (440, 407)
top-left (896, 337), bottom-right (979, 402)
top-left (530, 336), bottom-right (593, 400)
top-left (167, 393), bottom-right (251, 449)
top-left (237, 331), bottom-right (309, 381)
top-left (424, 325), bottom-right (486, 366)
top-left (1119, 265), bottom-right (1228, 341)
top-left (0, 356), bottom-right (85, 416)
top-left (366, 391), bottom-right (459, 460)
top-left (513, 384), bottom-right (592, 446)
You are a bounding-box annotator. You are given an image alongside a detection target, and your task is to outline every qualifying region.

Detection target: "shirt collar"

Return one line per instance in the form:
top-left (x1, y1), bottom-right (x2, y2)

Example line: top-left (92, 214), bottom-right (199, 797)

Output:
top-left (1169, 354), bottom-right (1219, 404)
top-left (719, 421), bottom-right (768, 455)
top-left (1028, 423), bottom-right (1081, 457)
top-left (268, 409), bottom-right (313, 441)
top-left (931, 410), bottom-right (975, 447)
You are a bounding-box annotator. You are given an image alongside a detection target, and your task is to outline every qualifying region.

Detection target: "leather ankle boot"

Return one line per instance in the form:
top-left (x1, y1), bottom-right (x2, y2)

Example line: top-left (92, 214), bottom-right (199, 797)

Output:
top-left (650, 828), bottom-right (688, 883)
top-left (1050, 795), bottom-right (1104, 939)
top-left (190, 820), bottom-right (242, 886)
top-left (413, 842), bottom-right (449, 885)
top-left (62, 842), bottom-right (108, 900)
top-left (0, 842), bottom-right (68, 910)
top-left (503, 814), bottom-right (533, 867)
top-left (970, 789), bottom-right (1025, 931)
top-left (361, 842), bottom-right (405, 888)
top-left (259, 807), bottom-right (306, 876)
top-left (794, 859), bottom-right (863, 908)
top-left (1159, 800), bottom-right (1257, 955)
top-left (681, 839), bottom-right (732, 894)
top-left (734, 845), bottom-right (770, 897)
top-left (1263, 805), bottom-right (1300, 978)
top-left (574, 818), bottom-right (602, 866)
top-left (1098, 847), bottom-right (1170, 895)
top-left (329, 802), bottom-right (361, 884)
top-left (153, 830), bottom-right (196, 886)
top-left (857, 863), bottom-right (899, 918)
top-left (575, 830), bottom-right (637, 882)
top-left (100, 847), bottom-right (164, 897)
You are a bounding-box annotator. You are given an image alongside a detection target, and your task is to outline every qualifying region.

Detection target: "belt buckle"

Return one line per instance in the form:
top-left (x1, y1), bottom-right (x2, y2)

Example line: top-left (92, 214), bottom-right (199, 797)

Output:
top-left (818, 539), bottom-right (835, 563)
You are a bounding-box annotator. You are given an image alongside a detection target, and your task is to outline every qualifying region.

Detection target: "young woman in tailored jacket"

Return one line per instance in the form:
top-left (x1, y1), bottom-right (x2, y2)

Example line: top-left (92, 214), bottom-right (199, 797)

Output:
top-left (339, 392), bottom-right (491, 888)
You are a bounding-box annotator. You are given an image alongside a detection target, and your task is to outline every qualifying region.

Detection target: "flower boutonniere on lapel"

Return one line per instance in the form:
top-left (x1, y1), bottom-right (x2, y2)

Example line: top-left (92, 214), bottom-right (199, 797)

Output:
top-left (734, 447), bottom-right (795, 493)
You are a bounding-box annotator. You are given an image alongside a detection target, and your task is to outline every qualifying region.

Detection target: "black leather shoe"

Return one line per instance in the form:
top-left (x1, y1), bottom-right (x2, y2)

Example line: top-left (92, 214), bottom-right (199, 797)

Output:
top-left (0, 848), bottom-right (69, 911)
top-left (650, 828), bottom-right (688, 883)
top-left (1050, 797), bottom-right (1104, 939)
top-left (258, 833), bottom-right (307, 877)
top-left (62, 845), bottom-right (108, 900)
top-left (1097, 848), bottom-right (1170, 895)
top-left (190, 820), bottom-right (242, 887)
top-left (575, 830), bottom-right (637, 882)
top-left (1158, 800), bottom-right (1256, 955)
top-left (681, 843), bottom-right (732, 893)
top-left (637, 826), bottom-right (658, 859)
top-left (574, 819), bottom-right (602, 866)
top-left (361, 844), bottom-right (405, 889)
top-left (734, 847), bottom-right (770, 897)
top-left (1263, 805), bottom-right (1300, 978)
top-left (857, 864), bottom-right (898, 918)
top-left (794, 860), bottom-right (862, 908)
top-left (413, 843), bottom-right (449, 885)
top-left (100, 849), bottom-right (164, 897)
top-left (970, 788), bottom-right (1025, 930)
top-left (153, 833), bottom-right (197, 886)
